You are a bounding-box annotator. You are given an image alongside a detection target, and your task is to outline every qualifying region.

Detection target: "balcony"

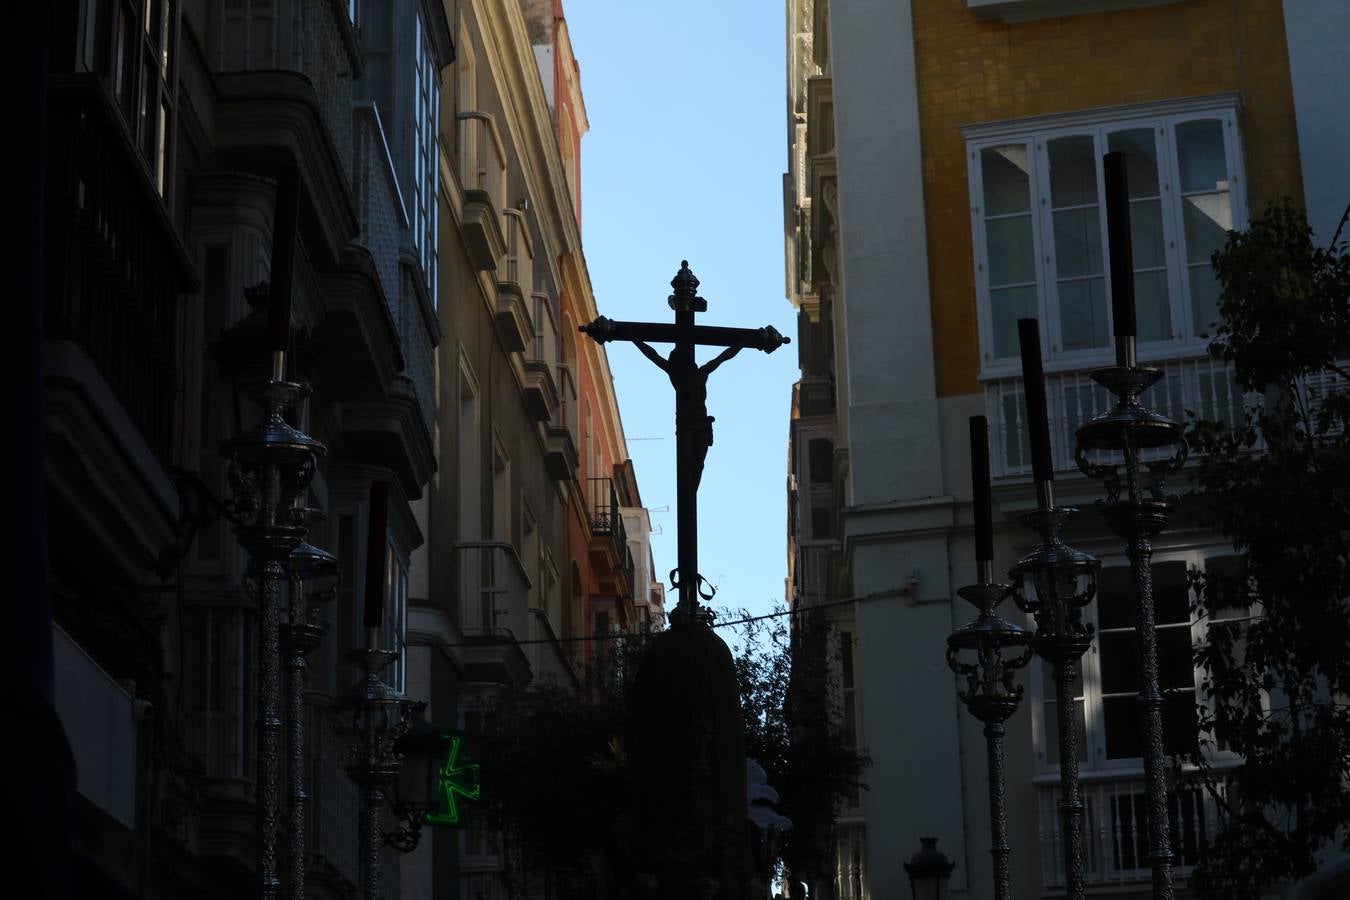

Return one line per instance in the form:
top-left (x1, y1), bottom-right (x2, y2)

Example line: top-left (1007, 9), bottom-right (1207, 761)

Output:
top-left (493, 281), bottom-right (532, 354)
top-left (457, 112), bottom-right (507, 271)
top-left (211, 0), bottom-right (362, 266)
top-left (587, 478), bottom-right (634, 599)
top-left (454, 542), bottom-right (532, 687)
top-left (44, 78), bottom-right (197, 466)
top-left (1037, 772), bottom-right (1232, 888)
top-left (522, 293), bottom-right (560, 422)
top-left (986, 353), bottom-right (1249, 478)
top-left (546, 364), bottom-right (580, 480)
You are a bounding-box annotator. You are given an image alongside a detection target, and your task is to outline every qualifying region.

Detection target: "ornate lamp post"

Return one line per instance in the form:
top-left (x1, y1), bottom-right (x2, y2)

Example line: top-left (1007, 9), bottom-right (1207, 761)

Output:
top-left (1073, 152), bottom-right (1190, 900)
top-left (947, 416), bottom-right (1032, 900)
top-left (283, 530), bottom-right (338, 900)
top-left (383, 703), bottom-right (481, 853)
top-left (903, 837), bottom-right (955, 900)
top-left (337, 480), bottom-right (414, 900)
top-left (223, 164), bottom-right (326, 900)
top-left (1009, 319), bottom-right (1101, 900)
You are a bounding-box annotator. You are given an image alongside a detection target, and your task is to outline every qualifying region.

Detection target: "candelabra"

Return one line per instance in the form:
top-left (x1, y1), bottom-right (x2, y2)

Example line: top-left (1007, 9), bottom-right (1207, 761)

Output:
top-left (947, 581), bottom-right (1031, 899)
top-left (1009, 318), bottom-right (1101, 900)
top-left (222, 163), bottom-right (322, 900)
top-left (338, 644), bottom-right (414, 900)
top-left (283, 531), bottom-right (338, 900)
top-left (947, 416), bottom-right (1032, 900)
top-left (1009, 504), bottom-right (1099, 900)
top-left (225, 374), bottom-right (325, 900)
top-left (1071, 152), bottom-right (1190, 900)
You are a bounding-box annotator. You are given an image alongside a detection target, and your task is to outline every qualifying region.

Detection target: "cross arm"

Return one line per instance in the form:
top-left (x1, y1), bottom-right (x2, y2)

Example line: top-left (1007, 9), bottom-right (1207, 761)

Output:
top-left (580, 316), bottom-right (790, 353)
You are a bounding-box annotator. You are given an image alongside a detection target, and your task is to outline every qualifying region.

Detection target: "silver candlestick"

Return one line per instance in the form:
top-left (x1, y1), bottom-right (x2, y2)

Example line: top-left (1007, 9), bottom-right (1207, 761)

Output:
top-left (337, 643), bottom-right (413, 900)
top-left (226, 365), bottom-right (325, 900)
top-left (283, 530), bottom-right (338, 900)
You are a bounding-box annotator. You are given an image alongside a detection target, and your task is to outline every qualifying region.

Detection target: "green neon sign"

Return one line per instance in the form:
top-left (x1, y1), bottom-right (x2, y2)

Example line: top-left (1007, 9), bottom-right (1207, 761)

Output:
top-left (426, 734), bottom-right (480, 826)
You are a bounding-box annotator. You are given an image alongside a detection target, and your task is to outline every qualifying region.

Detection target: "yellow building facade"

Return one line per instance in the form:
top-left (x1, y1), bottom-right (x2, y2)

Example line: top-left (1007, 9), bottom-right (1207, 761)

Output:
top-left (784, 1), bottom-right (1345, 898)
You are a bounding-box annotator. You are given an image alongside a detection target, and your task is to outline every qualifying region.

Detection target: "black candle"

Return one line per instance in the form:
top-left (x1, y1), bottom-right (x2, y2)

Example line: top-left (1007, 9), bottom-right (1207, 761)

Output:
top-left (969, 415), bottom-right (994, 566)
top-left (268, 164), bottom-right (303, 355)
top-left (1017, 318), bottom-right (1054, 485)
top-left (363, 480), bottom-right (389, 630)
top-left (1103, 151), bottom-right (1136, 353)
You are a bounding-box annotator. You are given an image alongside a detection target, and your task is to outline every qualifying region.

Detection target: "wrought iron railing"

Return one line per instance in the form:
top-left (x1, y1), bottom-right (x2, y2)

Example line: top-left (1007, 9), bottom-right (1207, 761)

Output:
top-left (502, 208), bottom-right (533, 290)
top-left (456, 111), bottom-right (507, 213)
top-left (1037, 772), bottom-right (1234, 888)
top-left (588, 477), bottom-right (629, 555)
top-left (530, 292), bottom-right (559, 369)
top-left (985, 353), bottom-right (1252, 477)
top-left (454, 542), bottom-right (531, 637)
top-left (44, 79), bottom-right (193, 463)
top-left (552, 363), bottom-right (579, 444)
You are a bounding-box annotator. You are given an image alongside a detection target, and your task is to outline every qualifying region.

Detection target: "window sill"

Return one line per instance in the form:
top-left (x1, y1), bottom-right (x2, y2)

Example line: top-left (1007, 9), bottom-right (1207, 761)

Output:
top-left (978, 339), bottom-right (1217, 383)
top-left (966, 0), bottom-right (1183, 24)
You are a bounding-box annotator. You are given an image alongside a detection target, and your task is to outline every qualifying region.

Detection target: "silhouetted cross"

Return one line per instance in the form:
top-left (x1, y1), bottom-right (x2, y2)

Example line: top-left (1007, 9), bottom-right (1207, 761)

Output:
top-left (580, 261), bottom-right (789, 624)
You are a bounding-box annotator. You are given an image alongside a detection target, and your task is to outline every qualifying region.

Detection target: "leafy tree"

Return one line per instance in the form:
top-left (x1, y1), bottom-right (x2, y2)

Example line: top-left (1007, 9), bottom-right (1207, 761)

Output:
top-left (723, 605), bottom-right (869, 893)
top-left (1184, 199), bottom-right (1350, 899)
top-left (474, 609), bottom-right (867, 899)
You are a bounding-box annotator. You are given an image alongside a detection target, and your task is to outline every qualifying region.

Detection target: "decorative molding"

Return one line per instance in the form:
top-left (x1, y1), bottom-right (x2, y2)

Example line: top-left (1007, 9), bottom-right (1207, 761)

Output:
top-left (960, 92), bottom-right (1242, 142)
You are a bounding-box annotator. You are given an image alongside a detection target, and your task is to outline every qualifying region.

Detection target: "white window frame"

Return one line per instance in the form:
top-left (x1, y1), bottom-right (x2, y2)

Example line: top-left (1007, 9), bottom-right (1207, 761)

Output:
top-left (964, 95), bottom-right (1247, 379)
top-left (412, 11), bottom-right (439, 306)
top-left (1029, 545), bottom-right (1249, 779)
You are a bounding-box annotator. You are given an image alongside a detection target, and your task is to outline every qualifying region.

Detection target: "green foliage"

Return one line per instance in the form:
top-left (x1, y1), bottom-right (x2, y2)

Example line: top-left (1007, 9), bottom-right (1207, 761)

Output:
top-left (723, 605), bottom-right (869, 883)
top-left (1184, 199), bottom-right (1350, 899)
top-left (474, 611), bottom-right (868, 897)
top-left (474, 634), bottom-right (648, 898)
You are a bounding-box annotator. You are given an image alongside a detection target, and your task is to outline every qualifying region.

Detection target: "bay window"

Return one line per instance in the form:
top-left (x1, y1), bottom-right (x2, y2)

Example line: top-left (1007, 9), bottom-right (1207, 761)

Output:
top-left (966, 97), bottom-right (1246, 375)
top-left (1031, 551), bottom-right (1245, 885)
top-left (1032, 551), bottom-right (1242, 773)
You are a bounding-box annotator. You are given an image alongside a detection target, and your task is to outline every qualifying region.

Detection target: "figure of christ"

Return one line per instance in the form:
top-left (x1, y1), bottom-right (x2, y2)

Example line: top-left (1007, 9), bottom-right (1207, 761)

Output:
top-left (632, 339), bottom-right (745, 491)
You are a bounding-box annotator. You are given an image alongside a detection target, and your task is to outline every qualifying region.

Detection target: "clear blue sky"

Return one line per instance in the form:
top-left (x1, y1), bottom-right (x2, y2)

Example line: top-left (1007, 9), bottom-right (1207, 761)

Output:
top-left (566, 1), bottom-right (797, 626)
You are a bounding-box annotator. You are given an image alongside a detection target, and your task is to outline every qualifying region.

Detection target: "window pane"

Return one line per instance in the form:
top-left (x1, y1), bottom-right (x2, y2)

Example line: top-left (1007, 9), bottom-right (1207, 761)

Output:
top-left (1190, 265), bottom-right (1223, 337)
top-left (981, 144), bottom-right (1032, 216)
top-left (1098, 566), bottom-right (1134, 629)
top-left (1154, 561), bottom-right (1190, 624)
top-left (1054, 207), bottom-right (1104, 278)
top-left (990, 285), bottom-right (1037, 359)
top-left (1058, 277), bottom-right (1109, 351)
top-left (986, 215), bottom-right (1036, 286)
top-left (1107, 128), bottom-right (1160, 197)
top-left (1104, 696), bottom-right (1143, 758)
top-left (807, 437), bottom-right (833, 485)
top-left (1044, 697), bottom-right (1088, 765)
top-left (1127, 197), bottom-right (1167, 269)
top-left (1157, 628), bottom-right (1196, 690)
top-left (1048, 136), bottom-right (1098, 208)
top-left (1162, 692), bottom-right (1199, 755)
top-left (1101, 632), bottom-right (1138, 694)
top-left (1000, 390), bottom-right (1031, 470)
top-left (1176, 120), bottom-right (1227, 194)
top-left (1136, 269), bottom-right (1172, 342)
top-left (1182, 193), bottom-right (1233, 264)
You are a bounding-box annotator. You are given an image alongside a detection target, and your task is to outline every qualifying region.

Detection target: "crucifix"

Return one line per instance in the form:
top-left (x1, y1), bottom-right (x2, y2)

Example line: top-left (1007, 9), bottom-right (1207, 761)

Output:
top-left (580, 261), bottom-right (789, 624)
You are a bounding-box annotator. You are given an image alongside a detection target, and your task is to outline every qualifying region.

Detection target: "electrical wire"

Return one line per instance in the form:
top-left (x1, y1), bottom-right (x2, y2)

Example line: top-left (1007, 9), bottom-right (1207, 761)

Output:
top-left (428, 587), bottom-right (907, 649)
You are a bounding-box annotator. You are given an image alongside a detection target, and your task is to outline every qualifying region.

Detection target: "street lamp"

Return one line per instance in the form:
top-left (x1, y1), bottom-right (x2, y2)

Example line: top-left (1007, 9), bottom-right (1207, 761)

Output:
top-left (1009, 318), bottom-right (1101, 900)
top-left (1071, 151), bottom-right (1192, 900)
top-left (222, 163), bottom-right (325, 900)
top-left (947, 416), bottom-right (1032, 900)
top-left (903, 837), bottom-right (954, 900)
top-left (383, 702), bottom-right (454, 853)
